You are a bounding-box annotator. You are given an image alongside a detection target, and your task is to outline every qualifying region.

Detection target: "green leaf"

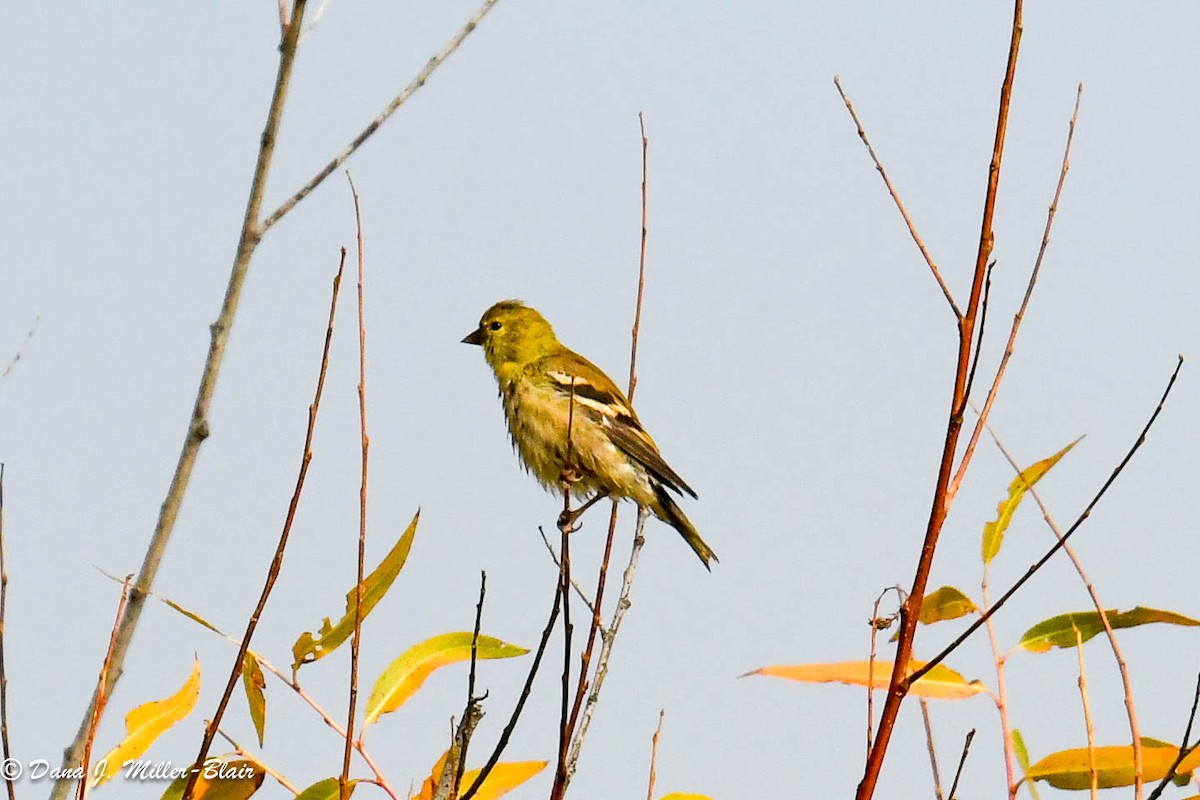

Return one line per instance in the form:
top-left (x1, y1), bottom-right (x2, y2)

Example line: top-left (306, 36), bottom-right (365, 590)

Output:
top-left (365, 632), bottom-right (528, 725)
top-left (1012, 729), bottom-right (1042, 800)
top-left (918, 586), bottom-right (977, 624)
top-left (294, 777), bottom-right (357, 800)
top-left (1019, 606), bottom-right (1200, 652)
top-left (241, 652), bottom-right (266, 747)
top-left (982, 437), bottom-right (1081, 564)
top-left (1028, 741), bottom-right (1200, 790)
top-left (292, 510), bottom-right (419, 671)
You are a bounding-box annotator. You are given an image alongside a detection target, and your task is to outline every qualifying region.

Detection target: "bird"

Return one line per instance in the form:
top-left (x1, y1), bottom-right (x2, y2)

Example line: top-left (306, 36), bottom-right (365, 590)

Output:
top-left (462, 300), bottom-right (716, 569)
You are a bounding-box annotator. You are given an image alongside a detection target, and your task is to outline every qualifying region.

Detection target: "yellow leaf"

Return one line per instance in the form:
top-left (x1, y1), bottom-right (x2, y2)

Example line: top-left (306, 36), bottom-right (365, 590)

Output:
top-left (1019, 606), bottom-right (1200, 652)
top-left (918, 586), bottom-right (977, 624)
top-left (1028, 740), bottom-right (1200, 789)
top-left (241, 652), bottom-right (266, 747)
top-left (743, 660), bottom-right (987, 700)
top-left (413, 757), bottom-right (546, 800)
top-left (982, 437), bottom-right (1081, 563)
top-left (293, 510), bottom-right (419, 671)
top-left (366, 632), bottom-right (528, 725)
top-left (294, 777), bottom-right (358, 799)
top-left (659, 794), bottom-right (714, 800)
top-left (157, 757), bottom-right (265, 800)
top-left (94, 658), bottom-right (201, 786)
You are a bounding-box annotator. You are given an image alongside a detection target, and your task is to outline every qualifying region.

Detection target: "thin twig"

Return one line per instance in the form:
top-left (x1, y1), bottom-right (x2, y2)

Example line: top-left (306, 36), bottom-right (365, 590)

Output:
top-left (180, 245), bottom-right (345, 800)
top-left (565, 507), bottom-right (649, 780)
top-left (979, 407), bottom-right (1143, 798)
top-left (215, 726), bottom-right (300, 794)
top-left (536, 527), bottom-right (596, 613)
top-left (460, 582), bottom-right (562, 800)
top-left (858, 6), bottom-right (1024, 796)
top-left (867, 586), bottom-right (903, 755)
top-left (562, 115), bottom-right (653, 786)
top-left (919, 699), bottom-right (944, 800)
top-left (1073, 625), bottom-right (1099, 800)
top-left (946, 84), bottom-right (1083, 506)
top-left (646, 710), bottom-right (665, 800)
top-left (341, 172), bottom-right (370, 800)
top-left (910, 355), bottom-right (1184, 684)
top-left (128, 582), bottom-right (402, 799)
top-left (1147, 669), bottom-right (1200, 800)
top-left (963, 261), bottom-right (995, 406)
top-left (450, 572), bottom-right (488, 800)
top-left (0, 465), bottom-right (13, 800)
top-left (51, 9), bottom-right (311, 797)
top-left (980, 571), bottom-right (1017, 799)
top-left (77, 576), bottom-right (133, 800)
top-left (946, 729), bottom-right (975, 800)
top-left (0, 317), bottom-right (39, 384)
top-left (550, 382), bottom-right (578, 800)
top-left (261, 0), bottom-right (502, 232)
top-left (833, 78), bottom-right (960, 318)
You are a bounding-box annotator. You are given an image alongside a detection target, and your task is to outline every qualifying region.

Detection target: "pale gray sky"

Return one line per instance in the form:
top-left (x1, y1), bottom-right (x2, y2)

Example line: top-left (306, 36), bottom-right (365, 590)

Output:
top-left (2, 3), bottom-right (1198, 798)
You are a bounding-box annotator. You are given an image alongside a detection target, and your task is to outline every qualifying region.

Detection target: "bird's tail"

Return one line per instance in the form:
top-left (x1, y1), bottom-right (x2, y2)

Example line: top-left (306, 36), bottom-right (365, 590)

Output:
top-left (652, 483), bottom-right (717, 570)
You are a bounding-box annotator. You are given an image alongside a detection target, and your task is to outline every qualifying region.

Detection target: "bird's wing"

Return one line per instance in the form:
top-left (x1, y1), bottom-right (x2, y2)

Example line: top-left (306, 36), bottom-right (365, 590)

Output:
top-left (541, 350), bottom-right (697, 499)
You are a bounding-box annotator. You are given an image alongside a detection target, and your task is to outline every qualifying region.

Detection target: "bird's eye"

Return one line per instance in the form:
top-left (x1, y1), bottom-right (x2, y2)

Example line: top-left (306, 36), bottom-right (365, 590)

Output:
top-left (488, 321), bottom-right (502, 331)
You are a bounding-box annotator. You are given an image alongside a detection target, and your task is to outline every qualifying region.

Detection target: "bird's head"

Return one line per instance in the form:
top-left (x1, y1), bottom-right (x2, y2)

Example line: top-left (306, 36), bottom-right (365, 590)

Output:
top-left (462, 300), bottom-right (560, 375)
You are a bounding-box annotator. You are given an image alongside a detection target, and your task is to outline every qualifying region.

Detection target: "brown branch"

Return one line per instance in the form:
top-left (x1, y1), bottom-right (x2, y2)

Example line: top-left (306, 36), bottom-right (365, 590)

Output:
top-left (260, 0), bottom-right (502, 233)
top-left (947, 83), bottom-right (1084, 504)
top-left (910, 355), bottom-right (1184, 684)
top-left (77, 576), bottom-right (133, 800)
top-left (833, 78), bottom-right (960, 318)
top-left (857, 6), bottom-right (1025, 797)
top-left (0, 465), bottom-right (12, 800)
top-left (460, 580), bottom-right (562, 800)
top-left (980, 574), bottom-right (1017, 798)
top-left (51, 8), bottom-right (311, 797)
top-left (180, 245), bottom-right (345, 800)
top-left (646, 710), bottom-right (665, 800)
top-left (340, 172), bottom-right (370, 800)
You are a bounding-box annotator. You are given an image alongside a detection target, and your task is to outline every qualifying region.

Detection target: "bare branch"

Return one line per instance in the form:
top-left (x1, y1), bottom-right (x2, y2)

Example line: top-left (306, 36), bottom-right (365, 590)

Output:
top-left (261, 0), bottom-right (503, 232)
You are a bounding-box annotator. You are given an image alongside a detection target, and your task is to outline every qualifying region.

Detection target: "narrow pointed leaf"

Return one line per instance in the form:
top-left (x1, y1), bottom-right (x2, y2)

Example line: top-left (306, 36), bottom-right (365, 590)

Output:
top-left (94, 658), bottom-right (201, 786)
top-left (659, 794), bottom-right (714, 800)
top-left (1028, 741), bottom-right (1200, 789)
top-left (1019, 606), bottom-right (1200, 652)
top-left (158, 757), bottom-right (265, 800)
top-left (1012, 730), bottom-right (1042, 800)
top-left (919, 586), bottom-right (977, 624)
top-left (366, 632), bottom-right (527, 725)
top-left (743, 660), bottom-right (987, 700)
top-left (293, 510), bottom-right (419, 671)
top-left (982, 437), bottom-right (1081, 564)
top-left (295, 777), bottom-right (358, 800)
top-left (164, 598), bottom-right (225, 635)
top-left (242, 652), bottom-right (267, 746)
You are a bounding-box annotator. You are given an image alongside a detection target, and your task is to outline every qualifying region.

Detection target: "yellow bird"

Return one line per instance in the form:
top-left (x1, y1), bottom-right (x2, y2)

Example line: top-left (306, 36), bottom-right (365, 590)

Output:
top-left (463, 300), bottom-right (716, 569)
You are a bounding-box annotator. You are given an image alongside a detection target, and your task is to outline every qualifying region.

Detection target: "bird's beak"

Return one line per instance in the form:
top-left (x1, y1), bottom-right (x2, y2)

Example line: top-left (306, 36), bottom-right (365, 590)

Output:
top-left (461, 327), bottom-right (484, 346)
